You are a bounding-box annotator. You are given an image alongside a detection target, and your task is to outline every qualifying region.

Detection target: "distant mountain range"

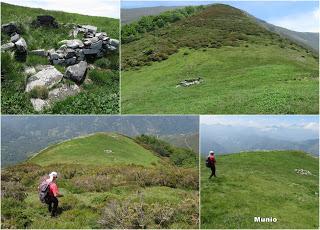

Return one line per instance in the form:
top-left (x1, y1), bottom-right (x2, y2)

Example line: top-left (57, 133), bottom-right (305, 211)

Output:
top-left (1, 116), bottom-right (198, 166)
top-left (252, 17), bottom-right (319, 53)
top-left (201, 124), bottom-right (319, 156)
top-left (121, 6), bottom-right (183, 24)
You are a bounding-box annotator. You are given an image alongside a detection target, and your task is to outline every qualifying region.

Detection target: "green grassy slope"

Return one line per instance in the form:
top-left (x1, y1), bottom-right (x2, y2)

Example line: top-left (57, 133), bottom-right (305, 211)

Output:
top-left (1, 3), bottom-right (119, 114)
top-left (29, 133), bottom-right (160, 167)
top-left (2, 133), bottom-right (199, 229)
top-left (201, 151), bottom-right (319, 229)
top-left (121, 4), bottom-right (319, 114)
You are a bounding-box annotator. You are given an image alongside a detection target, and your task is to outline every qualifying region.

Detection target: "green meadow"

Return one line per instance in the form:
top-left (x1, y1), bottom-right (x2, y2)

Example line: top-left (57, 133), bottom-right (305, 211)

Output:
top-left (201, 151), bottom-right (319, 229)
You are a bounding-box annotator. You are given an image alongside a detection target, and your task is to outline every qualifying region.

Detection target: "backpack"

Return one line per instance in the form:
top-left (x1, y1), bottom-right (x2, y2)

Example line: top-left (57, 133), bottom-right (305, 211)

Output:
top-left (39, 180), bottom-right (51, 203)
top-left (205, 158), bottom-right (210, 168)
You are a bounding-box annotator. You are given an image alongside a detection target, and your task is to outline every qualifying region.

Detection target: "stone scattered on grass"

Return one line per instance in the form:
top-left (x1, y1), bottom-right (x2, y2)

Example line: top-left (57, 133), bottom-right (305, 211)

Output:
top-left (294, 168), bottom-right (312, 176)
top-left (1, 42), bottom-right (15, 51)
top-left (176, 77), bottom-right (203, 87)
top-left (65, 61), bottom-right (88, 83)
top-left (24, 66), bottom-right (37, 76)
top-left (32, 15), bottom-right (58, 28)
top-left (25, 66), bottom-right (63, 92)
top-left (10, 33), bottom-right (20, 43)
top-left (30, 83), bottom-right (81, 112)
top-left (48, 83), bottom-right (80, 102)
top-left (14, 37), bottom-right (28, 53)
top-left (1, 22), bottom-right (20, 35)
top-left (31, 98), bottom-right (50, 112)
top-left (29, 49), bottom-right (48, 57)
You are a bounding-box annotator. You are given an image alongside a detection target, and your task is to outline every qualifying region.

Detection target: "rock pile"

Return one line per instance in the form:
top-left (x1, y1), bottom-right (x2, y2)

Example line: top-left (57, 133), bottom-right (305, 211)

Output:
top-left (44, 24), bottom-right (119, 66)
top-left (1, 16), bottom-right (119, 112)
top-left (1, 22), bottom-right (20, 35)
top-left (177, 77), bottom-right (203, 87)
top-left (1, 22), bottom-right (27, 54)
top-left (294, 168), bottom-right (312, 176)
top-left (31, 15), bottom-right (58, 28)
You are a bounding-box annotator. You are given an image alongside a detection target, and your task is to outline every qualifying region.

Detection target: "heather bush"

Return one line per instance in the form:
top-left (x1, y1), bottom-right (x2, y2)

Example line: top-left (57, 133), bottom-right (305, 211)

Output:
top-left (1, 181), bottom-right (27, 201)
top-left (99, 194), bottom-right (178, 229)
top-left (71, 175), bottom-right (112, 192)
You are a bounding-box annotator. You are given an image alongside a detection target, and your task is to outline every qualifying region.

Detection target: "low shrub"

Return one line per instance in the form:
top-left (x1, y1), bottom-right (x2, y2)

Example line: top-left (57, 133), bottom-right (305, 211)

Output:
top-left (1, 181), bottom-right (27, 201)
top-left (99, 194), bottom-right (179, 229)
top-left (29, 85), bottom-right (49, 99)
top-left (71, 175), bottom-right (112, 192)
top-left (1, 198), bottom-right (32, 229)
top-left (152, 203), bottom-right (175, 228)
top-left (94, 58), bottom-right (111, 69)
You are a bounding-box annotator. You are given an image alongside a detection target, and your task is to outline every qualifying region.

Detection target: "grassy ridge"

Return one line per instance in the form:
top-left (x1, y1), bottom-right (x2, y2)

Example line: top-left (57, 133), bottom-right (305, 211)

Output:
top-left (121, 4), bottom-right (304, 70)
top-left (1, 3), bottom-right (119, 114)
top-left (201, 151), bottom-right (319, 229)
top-left (121, 4), bottom-right (318, 114)
top-left (29, 133), bottom-right (160, 167)
top-left (2, 134), bottom-right (199, 228)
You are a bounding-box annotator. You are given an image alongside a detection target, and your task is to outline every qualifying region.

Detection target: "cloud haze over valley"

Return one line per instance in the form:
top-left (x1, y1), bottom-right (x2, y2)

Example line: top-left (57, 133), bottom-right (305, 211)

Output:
top-left (201, 116), bottom-right (319, 156)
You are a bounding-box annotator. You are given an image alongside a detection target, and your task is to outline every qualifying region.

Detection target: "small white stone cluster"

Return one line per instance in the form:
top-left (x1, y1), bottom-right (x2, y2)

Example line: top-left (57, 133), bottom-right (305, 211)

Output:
top-left (294, 168), bottom-right (312, 176)
top-left (176, 77), bottom-right (203, 87)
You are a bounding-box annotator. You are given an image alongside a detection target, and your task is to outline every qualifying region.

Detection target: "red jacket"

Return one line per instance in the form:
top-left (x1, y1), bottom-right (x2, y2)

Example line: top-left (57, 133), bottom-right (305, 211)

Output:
top-left (46, 179), bottom-right (59, 197)
top-left (208, 155), bottom-right (216, 165)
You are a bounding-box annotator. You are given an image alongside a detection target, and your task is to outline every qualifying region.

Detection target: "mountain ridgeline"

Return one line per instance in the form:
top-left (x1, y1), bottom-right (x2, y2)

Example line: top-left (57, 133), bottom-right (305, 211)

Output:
top-left (121, 4), bottom-right (318, 114)
top-left (122, 3), bottom-right (318, 70)
top-left (1, 133), bottom-right (199, 229)
top-left (1, 116), bottom-right (199, 166)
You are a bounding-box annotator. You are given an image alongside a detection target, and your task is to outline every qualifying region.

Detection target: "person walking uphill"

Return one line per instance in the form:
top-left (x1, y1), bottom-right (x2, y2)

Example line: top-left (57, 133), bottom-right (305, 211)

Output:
top-left (39, 172), bottom-right (63, 217)
top-left (206, 151), bottom-right (216, 179)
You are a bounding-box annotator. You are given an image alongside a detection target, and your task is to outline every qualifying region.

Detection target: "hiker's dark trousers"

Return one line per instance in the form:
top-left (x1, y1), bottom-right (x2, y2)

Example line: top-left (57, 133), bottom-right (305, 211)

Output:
top-left (210, 164), bottom-right (216, 178)
top-left (47, 196), bottom-right (58, 216)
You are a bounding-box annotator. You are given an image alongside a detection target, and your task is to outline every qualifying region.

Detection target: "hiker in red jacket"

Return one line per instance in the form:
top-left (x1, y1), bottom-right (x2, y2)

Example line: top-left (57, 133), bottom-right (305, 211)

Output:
top-left (45, 172), bottom-right (61, 217)
top-left (207, 151), bottom-right (216, 178)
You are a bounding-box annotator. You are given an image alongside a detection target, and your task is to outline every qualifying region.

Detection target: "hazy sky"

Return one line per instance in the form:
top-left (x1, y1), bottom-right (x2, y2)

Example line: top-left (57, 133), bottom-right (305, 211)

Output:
top-left (201, 115), bottom-right (319, 140)
top-left (122, 1), bottom-right (319, 32)
top-left (2, 0), bottom-right (120, 18)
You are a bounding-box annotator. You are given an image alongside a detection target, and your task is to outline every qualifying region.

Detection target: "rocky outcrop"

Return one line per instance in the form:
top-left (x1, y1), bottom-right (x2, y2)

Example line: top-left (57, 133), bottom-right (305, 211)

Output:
top-left (1, 22), bottom-right (20, 35)
top-left (32, 15), bottom-right (58, 28)
top-left (65, 61), bottom-right (87, 83)
top-left (25, 66), bottom-right (63, 92)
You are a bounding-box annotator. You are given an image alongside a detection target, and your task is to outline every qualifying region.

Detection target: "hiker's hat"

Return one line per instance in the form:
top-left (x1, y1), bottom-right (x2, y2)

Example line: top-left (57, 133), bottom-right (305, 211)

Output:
top-left (49, 172), bottom-right (58, 178)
